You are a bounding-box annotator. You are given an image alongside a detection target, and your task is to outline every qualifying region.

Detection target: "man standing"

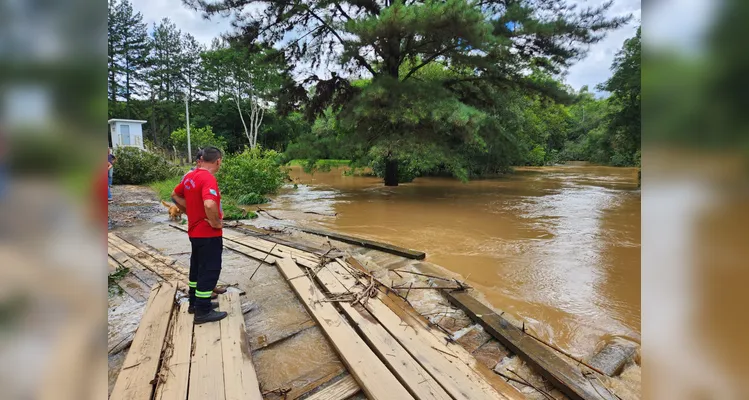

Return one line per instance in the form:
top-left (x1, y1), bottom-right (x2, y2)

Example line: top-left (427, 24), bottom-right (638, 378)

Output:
top-left (171, 146), bottom-right (227, 323)
top-left (108, 148), bottom-right (115, 203)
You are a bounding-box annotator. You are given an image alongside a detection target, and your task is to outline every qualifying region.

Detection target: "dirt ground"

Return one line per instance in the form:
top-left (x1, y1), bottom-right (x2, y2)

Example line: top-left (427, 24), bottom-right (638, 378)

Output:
top-left (108, 185), bottom-right (168, 229)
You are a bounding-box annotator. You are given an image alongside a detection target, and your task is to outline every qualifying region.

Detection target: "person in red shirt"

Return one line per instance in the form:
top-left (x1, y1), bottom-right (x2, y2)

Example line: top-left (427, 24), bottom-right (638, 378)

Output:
top-left (172, 146), bottom-right (227, 324)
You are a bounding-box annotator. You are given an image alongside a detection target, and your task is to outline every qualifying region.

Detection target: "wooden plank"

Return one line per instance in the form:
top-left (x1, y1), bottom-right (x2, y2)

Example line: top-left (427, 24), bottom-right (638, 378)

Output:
top-left (314, 266), bottom-right (452, 400)
top-left (295, 227), bottom-right (426, 260)
top-left (108, 242), bottom-right (161, 287)
top-left (274, 256), bottom-right (413, 400)
top-left (110, 282), bottom-right (178, 400)
top-left (109, 234), bottom-right (187, 282)
top-left (225, 230), bottom-right (320, 264)
top-left (118, 274), bottom-right (151, 302)
top-left (115, 233), bottom-right (240, 292)
top-left (231, 225), bottom-right (328, 255)
top-left (324, 261), bottom-right (508, 400)
top-left (189, 310), bottom-right (226, 400)
top-left (447, 290), bottom-right (617, 400)
top-left (303, 374), bottom-right (360, 400)
top-left (154, 302), bottom-right (194, 400)
top-left (219, 292), bottom-right (263, 400)
top-left (172, 224), bottom-right (319, 267)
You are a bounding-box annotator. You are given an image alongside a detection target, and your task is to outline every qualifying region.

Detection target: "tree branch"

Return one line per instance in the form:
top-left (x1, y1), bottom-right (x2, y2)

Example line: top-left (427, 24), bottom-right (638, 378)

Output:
top-left (402, 44), bottom-right (458, 81)
top-left (304, 6), bottom-right (378, 75)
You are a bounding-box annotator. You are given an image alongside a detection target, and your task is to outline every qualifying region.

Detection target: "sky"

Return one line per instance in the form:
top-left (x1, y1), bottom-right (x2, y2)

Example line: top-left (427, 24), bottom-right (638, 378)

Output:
top-left (131, 0), bottom-right (642, 96)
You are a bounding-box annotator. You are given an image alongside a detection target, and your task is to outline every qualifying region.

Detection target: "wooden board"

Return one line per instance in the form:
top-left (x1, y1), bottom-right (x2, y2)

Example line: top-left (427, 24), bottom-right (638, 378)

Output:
top-left (110, 282), bottom-right (177, 400)
top-left (172, 224), bottom-right (318, 268)
top-left (447, 290), bottom-right (618, 400)
top-left (314, 266), bottom-right (451, 400)
top-left (219, 292), bottom-right (263, 400)
top-left (303, 374), bottom-right (360, 400)
top-left (225, 230), bottom-right (320, 264)
top-left (118, 273), bottom-right (151, 302)
top-left (108, 243), bottom-right (161, 287)
top-left (295, 227), bottom-right (426, 260)
top-left (231, 225), bottom-right (328, 255)
top-left (109, 234), bottom-right (187, 282)
top-left (274, 256), bottom-right (413, 400)
top-left (116, 232), bottom-right (241, 292)
top-left (189, 309), bottom-right (226, 400)
top-left (328, 260), bottom-right (510, 400)
top-left (154, 302), bottom-right (194, 400)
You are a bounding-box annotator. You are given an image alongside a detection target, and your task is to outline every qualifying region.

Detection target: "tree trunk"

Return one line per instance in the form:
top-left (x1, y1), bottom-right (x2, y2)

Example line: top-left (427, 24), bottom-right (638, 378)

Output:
top-left (384, 157), bottom-right (399, 186)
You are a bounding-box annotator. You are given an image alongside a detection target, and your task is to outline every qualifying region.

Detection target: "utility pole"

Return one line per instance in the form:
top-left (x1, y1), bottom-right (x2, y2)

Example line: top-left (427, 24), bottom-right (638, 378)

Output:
top-left (185, 95), bottom-right (192, 163)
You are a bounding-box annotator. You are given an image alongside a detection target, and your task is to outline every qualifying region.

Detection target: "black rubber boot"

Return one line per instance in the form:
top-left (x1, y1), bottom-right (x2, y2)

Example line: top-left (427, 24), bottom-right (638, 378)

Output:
top-left (188, 301), bottom-right (219, 314)
top-left (194, 310), bottom-right (228, 324)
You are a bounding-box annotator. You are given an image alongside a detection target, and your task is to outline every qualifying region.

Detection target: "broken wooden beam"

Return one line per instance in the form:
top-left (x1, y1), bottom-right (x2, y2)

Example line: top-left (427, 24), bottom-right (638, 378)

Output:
top-left (293, 227), bottom-right (426, 260)
top-left (274, 256), bottom-right (414, 400)
top-left (446, 290), bottom-right (618, 400)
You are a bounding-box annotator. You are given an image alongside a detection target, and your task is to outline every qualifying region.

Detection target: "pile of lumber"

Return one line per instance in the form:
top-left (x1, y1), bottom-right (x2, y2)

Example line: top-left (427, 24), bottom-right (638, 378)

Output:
top-left (205, 226), bottom-right (523, 400)
top-left (110, 283), bottom-right (263, 400)
top-left (108, 233), bottom-right (242, 355)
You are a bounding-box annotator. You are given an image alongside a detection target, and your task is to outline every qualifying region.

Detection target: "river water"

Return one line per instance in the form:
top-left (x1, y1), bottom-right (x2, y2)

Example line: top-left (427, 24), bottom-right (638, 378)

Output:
top-left (266, 163), bottom-right (641, 357)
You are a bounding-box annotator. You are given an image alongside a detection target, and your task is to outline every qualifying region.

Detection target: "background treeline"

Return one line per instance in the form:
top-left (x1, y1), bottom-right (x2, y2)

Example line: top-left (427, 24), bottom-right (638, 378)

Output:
top-left (109, 0), bottom-right (640, 185)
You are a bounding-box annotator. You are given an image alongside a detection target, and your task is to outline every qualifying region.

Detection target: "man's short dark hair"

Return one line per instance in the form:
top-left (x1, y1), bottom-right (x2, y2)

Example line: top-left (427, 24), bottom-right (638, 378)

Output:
top-left (202, 146), bottom-right (222, 163)
top-left (195, 148), bottom-right (204, 161)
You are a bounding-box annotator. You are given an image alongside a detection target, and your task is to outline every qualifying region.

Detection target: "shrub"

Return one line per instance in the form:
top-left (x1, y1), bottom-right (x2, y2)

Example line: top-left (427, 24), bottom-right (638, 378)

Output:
top-left (216, 146), bottom-right (288, 200)
top-left (113, 147), bottom-right (181, 184)
top-left (170, 125), bottom-right (226, 155)
top-left (222, 201), bottom-right (258, 220)
top-left (526, 145), bottom-right (546, 166)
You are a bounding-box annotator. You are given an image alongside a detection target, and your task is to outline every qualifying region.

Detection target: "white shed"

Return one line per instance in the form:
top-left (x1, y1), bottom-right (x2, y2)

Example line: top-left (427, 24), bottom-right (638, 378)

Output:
top-left (108, 119), bottom-right (146, 150)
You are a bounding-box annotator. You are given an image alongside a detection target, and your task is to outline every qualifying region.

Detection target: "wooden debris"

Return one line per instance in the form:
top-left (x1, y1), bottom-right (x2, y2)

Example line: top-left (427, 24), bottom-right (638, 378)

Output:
top-left (588, 342), bottom-right (638, 377)
top-left (153, 302), bottom-right (193, 400)
top-left (303, 374), bottom-right (360, 400)
top-left (294, 227), bottom-right (426, 260)
top-left (447, 290), bottom-right (618, 400)
top-left (219, 292), bottom-right (263, 400)
top-left (110, 282), bottom-right (178, 400)
top-left (274, 256), bottom-right (414, 400)
top-left (313, 264), bottom-right (452, 400)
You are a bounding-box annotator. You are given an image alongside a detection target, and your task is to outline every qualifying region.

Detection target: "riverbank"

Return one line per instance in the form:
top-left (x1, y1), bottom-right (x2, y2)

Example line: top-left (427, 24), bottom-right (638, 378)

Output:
top-left (108, 181), bottom-right (641, 399)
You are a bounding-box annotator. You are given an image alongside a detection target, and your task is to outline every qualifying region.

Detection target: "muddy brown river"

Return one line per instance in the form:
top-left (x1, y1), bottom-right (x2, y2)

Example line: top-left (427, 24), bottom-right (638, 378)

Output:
top-left (265, 162), bottom-right (641, 357)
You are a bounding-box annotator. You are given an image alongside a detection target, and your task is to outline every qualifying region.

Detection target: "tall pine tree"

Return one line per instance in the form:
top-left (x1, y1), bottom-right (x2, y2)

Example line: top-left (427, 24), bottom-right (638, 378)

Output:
top-left (185, 0), bottom-right (630, 185)
top-left (108, 0), bottom-right (150, 117)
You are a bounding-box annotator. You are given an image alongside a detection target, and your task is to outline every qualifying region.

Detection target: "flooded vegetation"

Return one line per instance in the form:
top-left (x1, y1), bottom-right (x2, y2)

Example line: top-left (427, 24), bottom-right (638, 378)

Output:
top-left (266, 163), bottom-right (641, 357)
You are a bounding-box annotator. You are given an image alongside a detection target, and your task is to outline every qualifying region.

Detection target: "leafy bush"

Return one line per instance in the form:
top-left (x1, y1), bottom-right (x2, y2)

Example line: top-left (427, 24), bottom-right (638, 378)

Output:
top-left (222, 201), bottom-right (257, 220)
top-left (171, 125), bottom-right (226, 155)
top-left (526, 145), bottom-right (546, 166)
top-left (113, 147), bottom-right (181, 184)
top-left (216, 146), bottom-right (288, 200)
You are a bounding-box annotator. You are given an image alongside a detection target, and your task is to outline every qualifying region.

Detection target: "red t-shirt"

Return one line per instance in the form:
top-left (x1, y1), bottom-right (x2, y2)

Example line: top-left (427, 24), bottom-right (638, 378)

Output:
top-left (173, 168), bottom-right (223, 238)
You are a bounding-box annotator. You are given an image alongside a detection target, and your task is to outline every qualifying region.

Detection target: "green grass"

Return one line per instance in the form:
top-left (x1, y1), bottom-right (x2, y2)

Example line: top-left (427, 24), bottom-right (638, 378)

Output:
top-left (149, 175), bottom-right (258, 221)
top-left (287, 159), bottom-right (351, 167)
top-left (149, 176), bottom-right (183, 201)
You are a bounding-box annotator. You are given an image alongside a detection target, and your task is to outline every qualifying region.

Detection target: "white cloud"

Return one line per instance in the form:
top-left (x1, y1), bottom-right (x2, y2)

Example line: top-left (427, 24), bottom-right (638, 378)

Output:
top-left (131, 0), bottom-right (232, 45)
top-left (564, 0), bottom-right (641, 96)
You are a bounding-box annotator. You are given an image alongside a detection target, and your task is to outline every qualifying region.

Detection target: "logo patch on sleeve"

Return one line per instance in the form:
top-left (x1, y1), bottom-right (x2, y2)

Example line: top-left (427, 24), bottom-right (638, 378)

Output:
top-left (209, 188), bottom-right (217, 196)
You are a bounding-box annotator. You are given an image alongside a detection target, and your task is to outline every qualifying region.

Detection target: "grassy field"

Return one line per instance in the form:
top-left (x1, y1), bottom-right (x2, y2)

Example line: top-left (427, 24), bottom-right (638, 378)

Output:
top-left (149, 176), bottom-right (182, 201)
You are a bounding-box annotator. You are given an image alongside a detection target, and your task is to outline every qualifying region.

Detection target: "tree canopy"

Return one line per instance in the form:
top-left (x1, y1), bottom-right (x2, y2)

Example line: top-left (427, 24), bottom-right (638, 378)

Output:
top-left (185, 0), bottom-right (630, 184)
